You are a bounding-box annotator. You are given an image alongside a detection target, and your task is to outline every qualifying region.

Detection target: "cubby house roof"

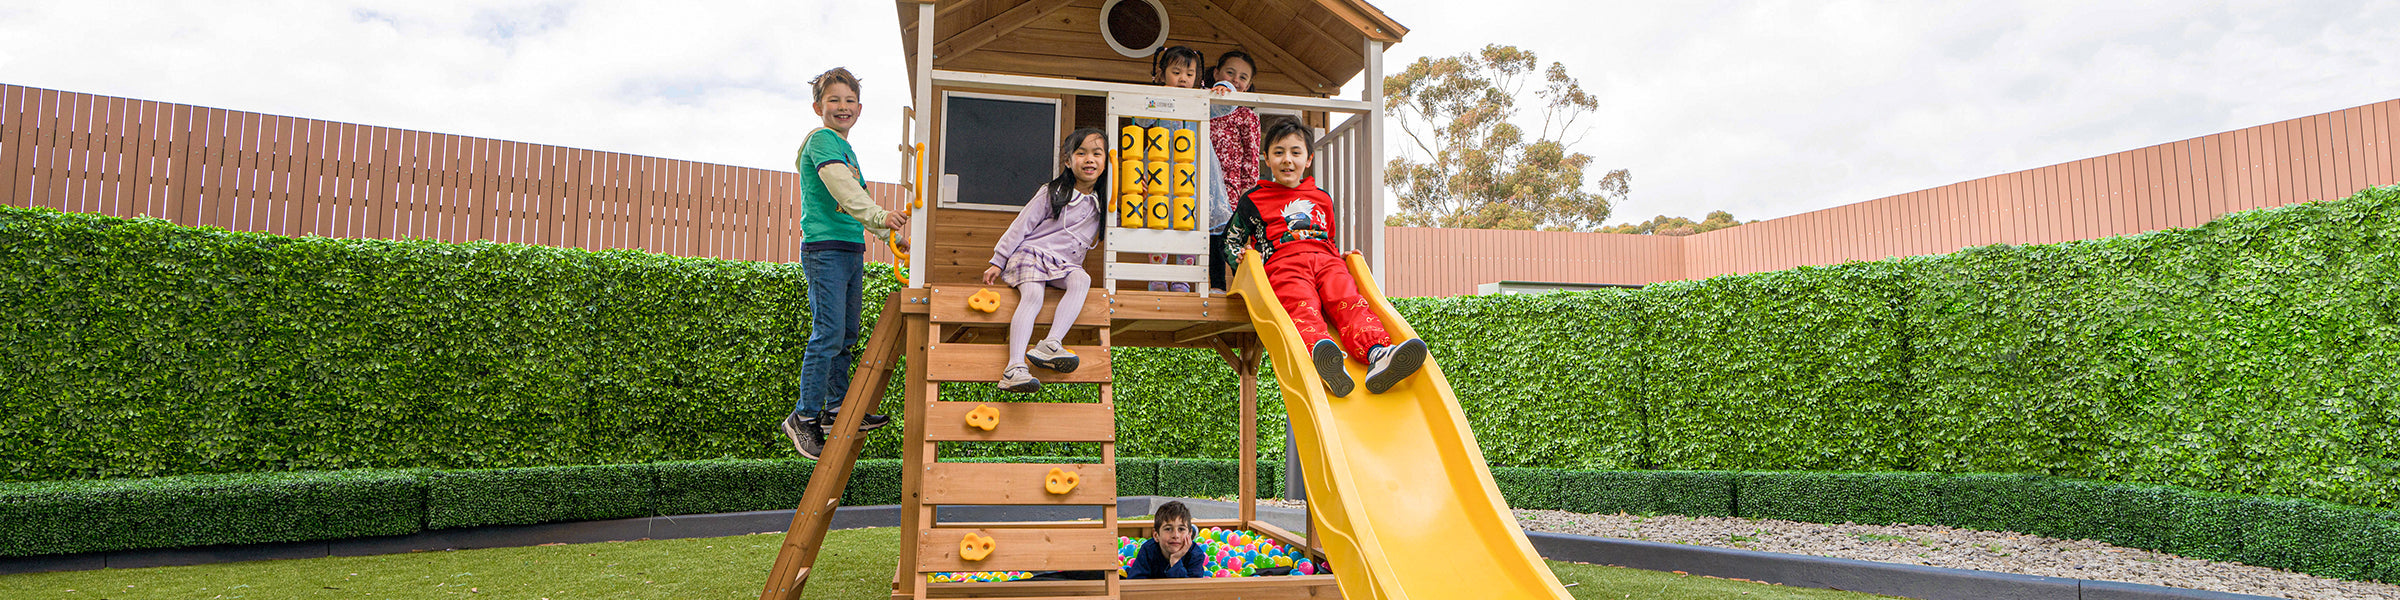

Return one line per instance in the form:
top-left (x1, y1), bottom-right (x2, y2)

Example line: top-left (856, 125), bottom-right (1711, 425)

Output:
top-left (897, 0), bottom-right (1407, 97)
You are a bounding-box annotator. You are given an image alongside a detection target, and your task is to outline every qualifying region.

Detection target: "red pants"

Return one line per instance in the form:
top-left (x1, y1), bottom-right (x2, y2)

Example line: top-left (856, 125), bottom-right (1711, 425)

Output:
top-left (1267, 251), bottom-right (1390, 362)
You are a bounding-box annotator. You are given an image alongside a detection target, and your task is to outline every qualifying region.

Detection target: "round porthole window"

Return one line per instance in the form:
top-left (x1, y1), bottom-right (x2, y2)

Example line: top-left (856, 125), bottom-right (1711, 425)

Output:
top-left (1099, 0), bottom-right (1168, 58)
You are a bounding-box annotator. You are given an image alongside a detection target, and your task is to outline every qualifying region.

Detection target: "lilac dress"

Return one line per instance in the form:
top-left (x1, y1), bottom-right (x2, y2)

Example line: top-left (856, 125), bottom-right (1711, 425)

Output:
top-left (989, 187), bottom-right (1102, 288)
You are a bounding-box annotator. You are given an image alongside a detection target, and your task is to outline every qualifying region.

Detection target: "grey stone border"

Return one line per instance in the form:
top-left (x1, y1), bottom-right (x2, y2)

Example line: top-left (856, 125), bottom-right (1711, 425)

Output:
top-left (0, 497), bottom-right (2278, 599)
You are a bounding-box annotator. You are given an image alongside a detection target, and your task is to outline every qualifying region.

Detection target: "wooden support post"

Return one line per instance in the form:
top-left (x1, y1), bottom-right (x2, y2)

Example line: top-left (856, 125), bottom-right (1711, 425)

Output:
top-left (1235, 344), bottom-right (1258, 526)
top-left (899, 316), bottom-right (936, 600)
top-left (1099, 326), bottom-right (1122, 599)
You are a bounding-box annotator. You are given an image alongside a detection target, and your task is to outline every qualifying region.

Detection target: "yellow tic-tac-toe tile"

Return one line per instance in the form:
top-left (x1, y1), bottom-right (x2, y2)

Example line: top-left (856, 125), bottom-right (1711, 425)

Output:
top-left (1171, 163), bottom-right (1197, 198)
top-left (1146, 194), bottom-right (1171, 230)
top-left (1120, 124), bottom-right (1144, 153)
top-left (1172, 194), bottom-right (1196, 230)
top-left (1119, 193), bottom-right (1146, 228)
top-left (1145, 126), bottom-right (1169, 162)
top-left (1119, 159), bottom-right (1145, 196)
top-left (1144, 160), bottom-right (1169, 197)
top-left (1172, 128), bottom-right (1196, 164)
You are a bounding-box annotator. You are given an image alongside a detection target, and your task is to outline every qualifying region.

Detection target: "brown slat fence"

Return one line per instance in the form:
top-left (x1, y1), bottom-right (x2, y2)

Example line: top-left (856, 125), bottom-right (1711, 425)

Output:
top-left (7, 85), bottom-right (2394, 297)
top-left (0, 84), bottom-right (909, 264)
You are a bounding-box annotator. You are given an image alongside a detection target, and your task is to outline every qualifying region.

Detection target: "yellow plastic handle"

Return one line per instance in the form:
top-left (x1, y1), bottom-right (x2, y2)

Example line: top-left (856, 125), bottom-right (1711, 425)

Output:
top-left (964, 404), bottom-right (1000, 431)
top-left (892, 142), bottom-right (924, 286)
top-left (1044, 467), bottom-right (1080, 495)
top-left (960, 532), bottom-right (995, 561)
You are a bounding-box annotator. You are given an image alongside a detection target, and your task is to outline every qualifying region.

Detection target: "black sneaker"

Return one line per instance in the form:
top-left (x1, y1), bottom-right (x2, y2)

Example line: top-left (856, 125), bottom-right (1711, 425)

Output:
top-left (819, 408), bottom-right (892, 433)
top-left (783, 413), bottom-right (824, 460)
top-left (1364, 338), bottom-right (1428, 394)
top-left (1312, 339), bottom-right (1354, 397)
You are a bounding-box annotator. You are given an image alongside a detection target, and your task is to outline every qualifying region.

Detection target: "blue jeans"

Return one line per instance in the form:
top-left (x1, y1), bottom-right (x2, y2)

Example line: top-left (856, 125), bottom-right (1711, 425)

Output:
top-left (796, 248), bottom-right (865, 419)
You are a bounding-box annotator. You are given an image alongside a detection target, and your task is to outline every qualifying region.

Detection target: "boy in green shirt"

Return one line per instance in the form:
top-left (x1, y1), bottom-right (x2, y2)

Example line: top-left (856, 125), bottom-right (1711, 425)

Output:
top-left (785, 67), bottom-right (910, 459)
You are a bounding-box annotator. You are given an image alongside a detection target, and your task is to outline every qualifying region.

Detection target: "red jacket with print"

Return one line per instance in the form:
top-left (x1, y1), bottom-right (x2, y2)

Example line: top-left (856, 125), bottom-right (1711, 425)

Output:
top-left (1222, 177), bottom-right (1338, 265)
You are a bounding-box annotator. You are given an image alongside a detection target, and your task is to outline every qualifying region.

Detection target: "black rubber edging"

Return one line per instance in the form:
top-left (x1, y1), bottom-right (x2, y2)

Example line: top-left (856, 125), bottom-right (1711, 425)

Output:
top-left (0, 496), bottom-right (2281, 600)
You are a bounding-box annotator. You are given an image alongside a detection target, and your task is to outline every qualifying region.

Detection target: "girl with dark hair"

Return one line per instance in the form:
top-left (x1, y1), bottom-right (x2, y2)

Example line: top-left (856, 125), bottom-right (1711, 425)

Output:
top-left (1139, 46), bottom-right (1214, 292)
top-left (983, 128), bottom-right (1110, 393)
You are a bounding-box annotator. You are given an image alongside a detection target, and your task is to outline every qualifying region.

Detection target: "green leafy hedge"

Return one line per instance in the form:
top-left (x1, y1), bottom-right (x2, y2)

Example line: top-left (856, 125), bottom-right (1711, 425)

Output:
top-left (0, 470), bottom-right (421, 557)
top-left (9, 461), bottom-right (2394, 583)
top-left (5, 186), bottom-right (2399, 511)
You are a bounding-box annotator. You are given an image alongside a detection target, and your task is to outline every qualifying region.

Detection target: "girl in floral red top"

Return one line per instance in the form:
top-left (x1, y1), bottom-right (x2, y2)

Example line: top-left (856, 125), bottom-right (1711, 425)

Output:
top-left (1205, 50), bottom-right (1261, 293)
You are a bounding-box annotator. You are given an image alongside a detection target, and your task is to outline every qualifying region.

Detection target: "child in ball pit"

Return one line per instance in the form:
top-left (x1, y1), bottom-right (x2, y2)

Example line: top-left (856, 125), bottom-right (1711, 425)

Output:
top-left (1127, 501), bottom-right (1207, 578)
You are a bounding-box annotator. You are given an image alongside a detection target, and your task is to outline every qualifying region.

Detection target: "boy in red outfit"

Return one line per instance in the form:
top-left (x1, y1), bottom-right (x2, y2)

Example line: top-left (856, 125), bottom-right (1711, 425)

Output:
top-left (1225, 119), bottom-right (1429, 396)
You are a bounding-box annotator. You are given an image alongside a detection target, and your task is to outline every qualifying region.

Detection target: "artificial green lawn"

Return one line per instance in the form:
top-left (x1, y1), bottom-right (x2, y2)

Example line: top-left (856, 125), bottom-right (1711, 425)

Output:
top-left (0, 527), bottom-right (1893, 599)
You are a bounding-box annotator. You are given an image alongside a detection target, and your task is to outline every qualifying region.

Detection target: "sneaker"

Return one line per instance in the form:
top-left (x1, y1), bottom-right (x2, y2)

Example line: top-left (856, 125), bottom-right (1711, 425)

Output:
top-left (818, 408), bottom-right (891, 433)
top-left (1148, 281), bottom-right (1170, 292)
top-left (1026, 339), bottom-right (1080, 373)
top-left (783, 413), bottom-right (825, 460)
top-left (1168, 282), bottom-right (1192, 293)
top-left (1312, 339), bottom-right (1354, 397)
top-left (1000, 365), bottom-right (1043, 394)
top-left (1364, 338), bottom-right (1428, 394)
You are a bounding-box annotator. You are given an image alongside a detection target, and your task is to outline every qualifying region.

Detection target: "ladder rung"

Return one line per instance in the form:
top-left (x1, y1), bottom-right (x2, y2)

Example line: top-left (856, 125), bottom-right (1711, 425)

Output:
top-left (925, 343), bottom-right (1111, 383)
top-left (925, 402), bottom-right (1114, 442)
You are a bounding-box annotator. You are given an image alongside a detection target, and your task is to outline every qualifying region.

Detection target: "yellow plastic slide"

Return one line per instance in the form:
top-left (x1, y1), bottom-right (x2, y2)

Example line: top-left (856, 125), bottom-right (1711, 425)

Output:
top-left (1228, 250), bottom-right (1572, 600)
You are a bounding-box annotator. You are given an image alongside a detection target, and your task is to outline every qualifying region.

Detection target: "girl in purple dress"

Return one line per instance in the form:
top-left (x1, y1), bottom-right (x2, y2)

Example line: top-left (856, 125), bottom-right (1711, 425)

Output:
top-left (982, 128), bottom-right (1109, 393)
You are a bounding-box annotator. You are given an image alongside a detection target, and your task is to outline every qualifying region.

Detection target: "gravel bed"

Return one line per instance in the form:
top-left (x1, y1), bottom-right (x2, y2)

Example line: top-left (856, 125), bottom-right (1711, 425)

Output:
top-left (1250, 499), bottom-right (2398, 600)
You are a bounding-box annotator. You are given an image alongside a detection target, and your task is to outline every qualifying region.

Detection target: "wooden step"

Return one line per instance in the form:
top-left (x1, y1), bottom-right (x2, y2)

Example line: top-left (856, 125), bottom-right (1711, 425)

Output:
top-left (926, 401), bottom-right (1114, 442)
top-left (925, 343), bottom-right (1111, 383)
top-left (922, 462), bottom-right (1116, 506)
top-left (917, 527), bottom-right (1121, 573)
top-left (928, 285), bottom-right (1109, 327)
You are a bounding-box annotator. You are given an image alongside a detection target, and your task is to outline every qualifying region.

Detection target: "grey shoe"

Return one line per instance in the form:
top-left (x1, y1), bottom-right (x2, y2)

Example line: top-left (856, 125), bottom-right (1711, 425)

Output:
top-left (1000, 365), bottom-right (1042, 394)
top-left (1364, 338), bottom-right (1428, 394)
top-left (783, 413), bottom-right (825, 460)
top-left (1312, 339), bottom-right (1354, 397)
top-left (819, 408), bottom-right (891, 433)
top-left (1026, 339), bottom-right (1080, 373)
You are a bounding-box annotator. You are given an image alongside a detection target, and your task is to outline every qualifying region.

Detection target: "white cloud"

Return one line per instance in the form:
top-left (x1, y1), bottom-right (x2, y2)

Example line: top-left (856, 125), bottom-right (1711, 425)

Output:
top-left (1367, 0), bottom-right (2400, 223)
top-left (3, 0), bottom-right (2392, 225)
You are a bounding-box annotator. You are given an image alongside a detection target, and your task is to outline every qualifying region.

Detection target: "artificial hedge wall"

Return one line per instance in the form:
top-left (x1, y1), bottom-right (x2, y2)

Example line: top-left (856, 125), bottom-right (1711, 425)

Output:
top-left (5, 186), bottom-right (2399, 509)
top-left (5, 460), bottom-right (2393, 583)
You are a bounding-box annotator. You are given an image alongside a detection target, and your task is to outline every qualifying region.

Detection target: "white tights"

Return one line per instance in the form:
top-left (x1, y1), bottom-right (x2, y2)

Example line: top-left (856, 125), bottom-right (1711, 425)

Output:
top-left (1007, 269), bottom-right (1091, 369)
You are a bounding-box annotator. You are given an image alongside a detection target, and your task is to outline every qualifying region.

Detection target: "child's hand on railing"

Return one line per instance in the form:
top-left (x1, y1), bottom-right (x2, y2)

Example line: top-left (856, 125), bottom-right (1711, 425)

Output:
top-left (884, 212), bottom-right (911, 231)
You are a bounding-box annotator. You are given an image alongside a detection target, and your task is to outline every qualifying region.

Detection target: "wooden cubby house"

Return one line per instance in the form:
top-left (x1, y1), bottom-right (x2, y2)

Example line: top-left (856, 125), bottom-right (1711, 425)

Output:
top-left (762, 1), bottom-right (1404, 599)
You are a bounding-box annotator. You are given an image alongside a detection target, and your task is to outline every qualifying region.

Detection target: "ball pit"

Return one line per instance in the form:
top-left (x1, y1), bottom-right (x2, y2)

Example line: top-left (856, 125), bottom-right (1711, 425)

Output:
top-left (931, 526), bottom-right (1319, 583)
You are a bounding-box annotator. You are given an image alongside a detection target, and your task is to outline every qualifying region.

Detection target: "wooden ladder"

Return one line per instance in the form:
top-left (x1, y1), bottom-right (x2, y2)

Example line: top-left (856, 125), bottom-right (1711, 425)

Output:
top-left (897, 285), bottom-right (1122, 600)
top-left (759, 294), bottom-right (909, 600)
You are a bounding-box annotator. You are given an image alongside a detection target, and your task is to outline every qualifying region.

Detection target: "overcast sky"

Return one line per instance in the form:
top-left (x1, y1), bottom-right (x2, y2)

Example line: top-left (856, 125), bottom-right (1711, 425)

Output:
top-left (2, 1), bottom-right (2393, 224)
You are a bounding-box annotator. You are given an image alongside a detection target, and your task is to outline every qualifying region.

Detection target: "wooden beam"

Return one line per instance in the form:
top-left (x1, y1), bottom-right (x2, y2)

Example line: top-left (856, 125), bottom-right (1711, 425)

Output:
top-left (1311, 0), bottom-right (1408, 42)
top-left (925, 401), bottom-right (1116, 442)
top-left (1190, 0), bottom-right (1339, 92)
top-left (916, 527), bottom-right (1120, 573)
top-left (924, 574), bottom-right (1337, 599)
top-left (1209, 341), bottom-right (1242, 372)
top-left (922, 462), bottom-right (1117, 506)
top-left (928, 284), bottom-right (1109, 327)
top-left (1177, 321), bottom-right (1252, 345)
top-left (923, 343), bottom-right (1111, 383)
top-left (1248, 519), bottom-right (1324, 562)
top-left (932, 69), bottom-right (1377, 114)
top-left (932, 0), bottom-right (1080, 63)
